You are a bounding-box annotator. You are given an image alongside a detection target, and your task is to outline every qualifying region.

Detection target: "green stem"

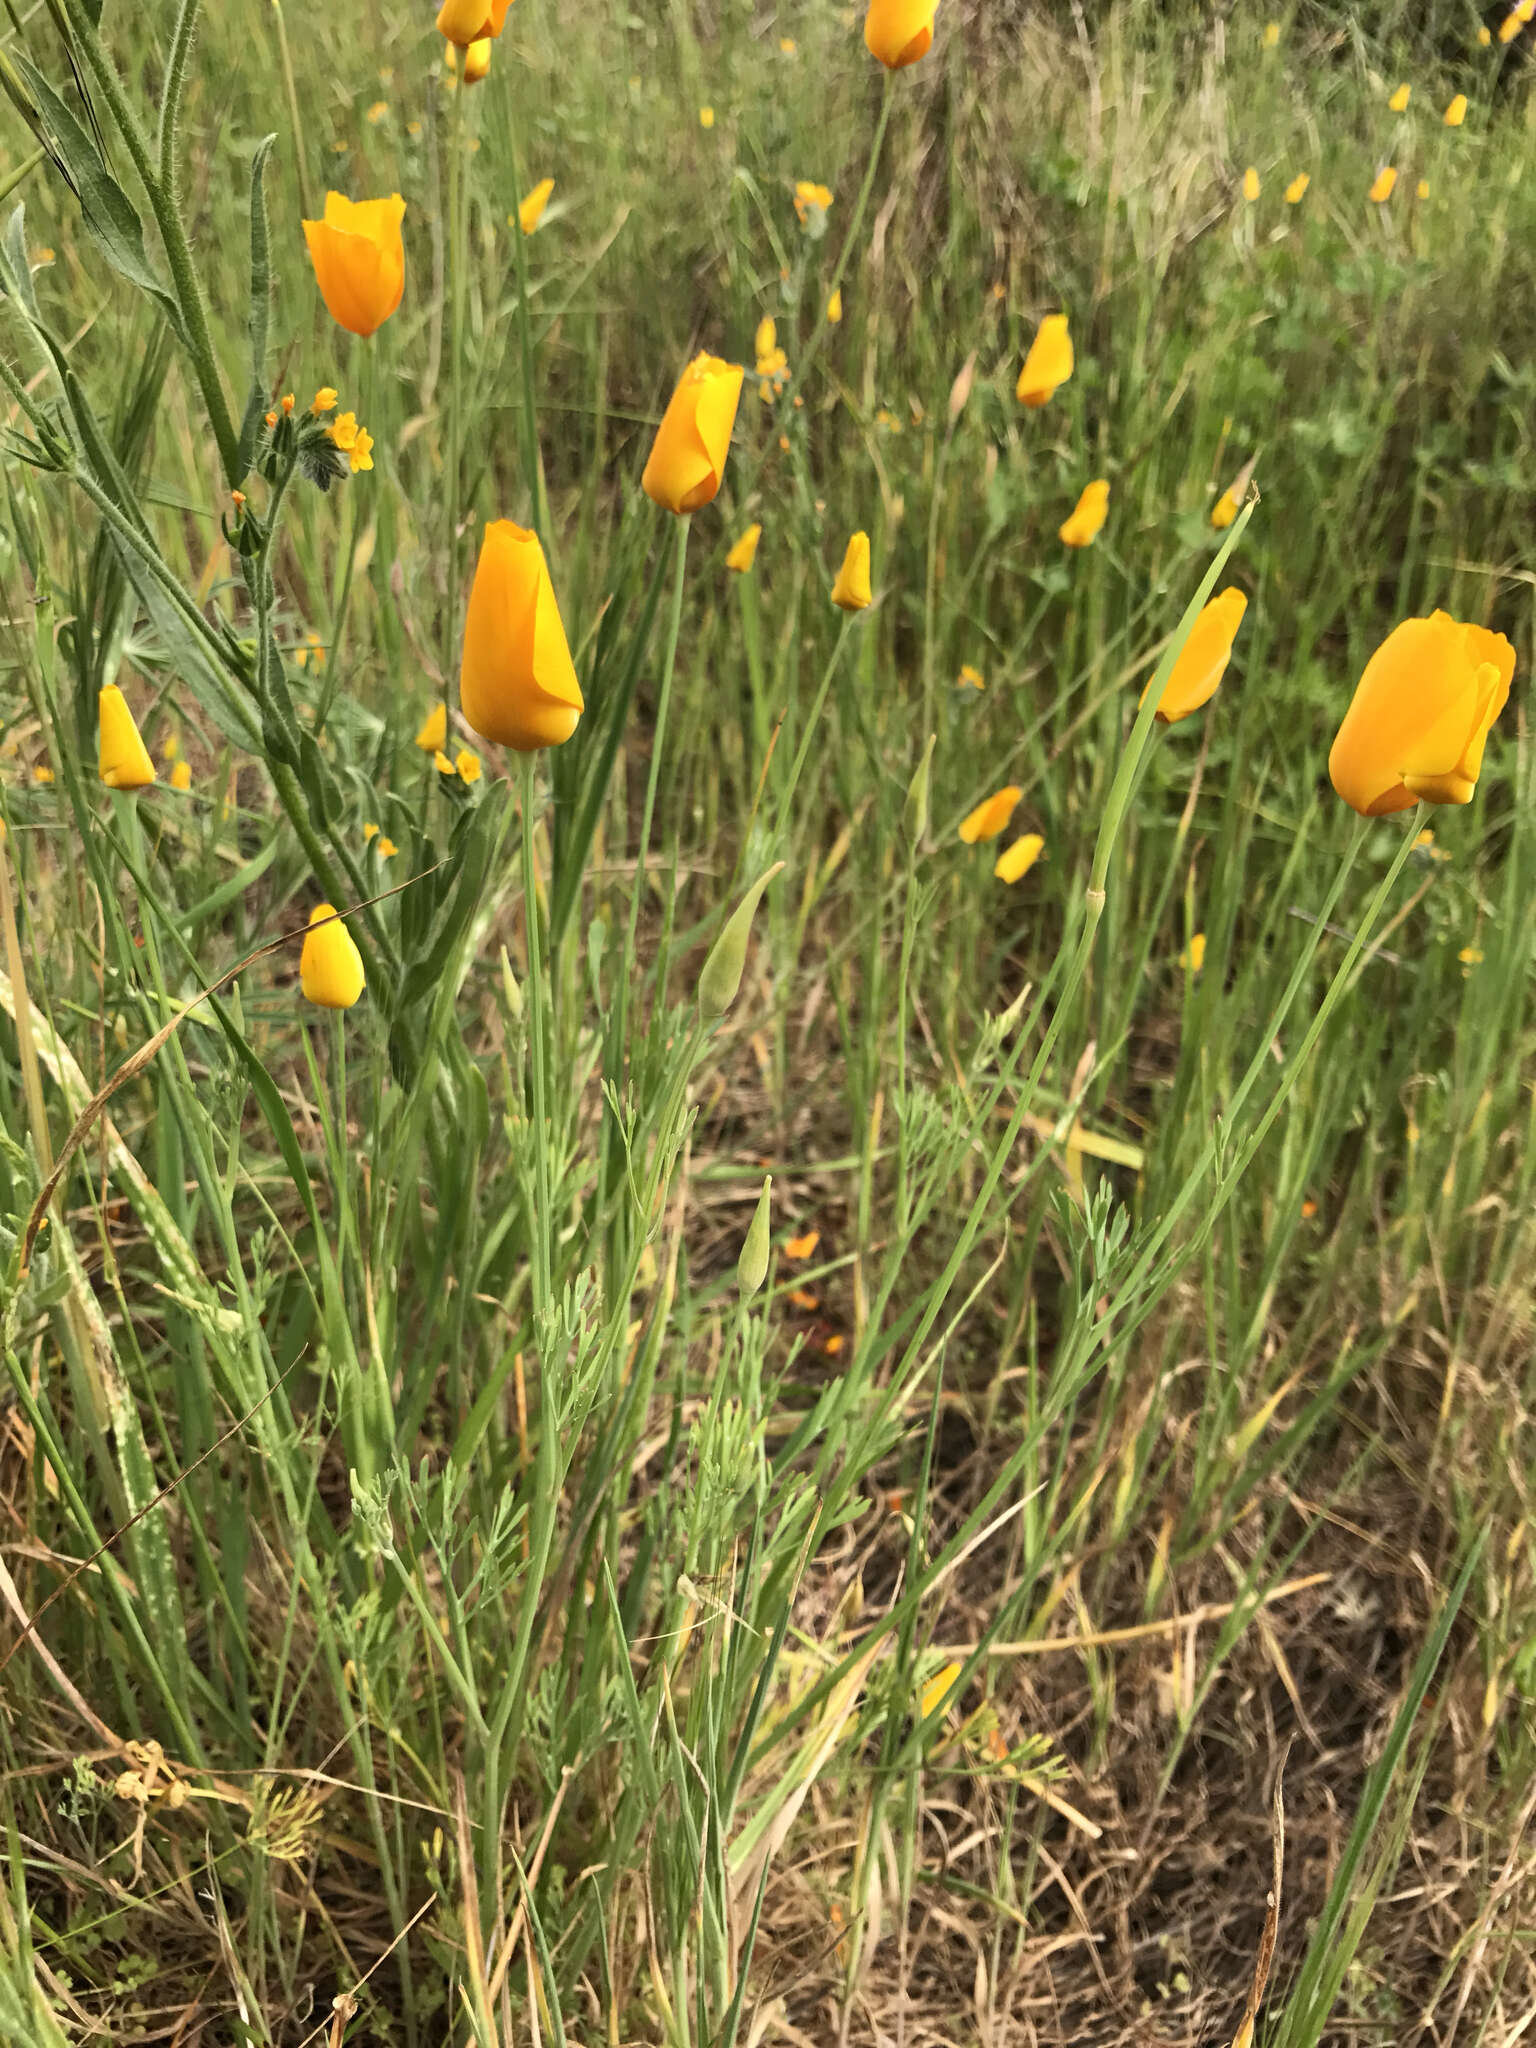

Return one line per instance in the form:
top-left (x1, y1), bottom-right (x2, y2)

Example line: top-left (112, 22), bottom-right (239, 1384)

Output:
top-left (775, 614), bottom-right (853, 836)
top-left (268, 0), bottom-right (314, 222)
top-left (623, 515), bottom-right (691, 967)
top-left (497, 83), bottom-right (549, 549)
top-left (444, 75), bottom-right (467, 676)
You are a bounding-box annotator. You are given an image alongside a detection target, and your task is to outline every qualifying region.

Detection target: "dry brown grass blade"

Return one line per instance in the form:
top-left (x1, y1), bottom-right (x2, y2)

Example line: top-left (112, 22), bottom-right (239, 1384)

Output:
top-left (18, 869), bottom-right (437, 1272)
top-left (1230, 1741), bottom-right (1289, 2048)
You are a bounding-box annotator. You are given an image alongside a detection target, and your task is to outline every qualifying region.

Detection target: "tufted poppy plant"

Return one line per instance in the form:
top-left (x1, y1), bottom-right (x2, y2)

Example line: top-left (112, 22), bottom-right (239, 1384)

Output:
top-left (302, 192), bottom-right (406, 337)
top-left (642, 354), bottom-right (745, 514)
top-left (300, 905), bottom-right (366, 1009)
top-left (1143, 589), bottom-right (1248, 724)
top-left (863, 0), bottom-right (938, 68)
top-left (1016, 313), bottom-right (1073, 407)
top-left (98, 686), bottom-right (156, 790)
top-left (460, 522), bottom-right (584, 751)
top-left (1329, 611), bottom-right (1514, 816)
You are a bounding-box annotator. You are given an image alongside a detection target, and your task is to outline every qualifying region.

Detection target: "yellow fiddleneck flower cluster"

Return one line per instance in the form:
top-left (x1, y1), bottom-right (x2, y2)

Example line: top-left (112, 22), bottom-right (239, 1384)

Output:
top-left (994, 832), bottom-right (1043, 884)
top-left (793, 181), bottom-right (834, 227)
top-left (1016, 313), bottom-right (1073, 407)
top-left (959, 786), bottom-right (1021, 844)
top-left (1369, 166), bottom-right (1397, 203)
top-left (517, 178), bottom-right (554, 235)
top-left (98, 686), bottom-right (155, 791)
top-left (311, 387), bottom-right (338, 414)
top-left (328, 411), bottom-right (375, 472)
top-left (302, 192), bottom-right (406, 338)
top-left (726, 524), bottom-right (762, 574)
top-left (755, 316), bottom-right (789, 403)
top-left (300, 905), bottom-right (365, 1009)
top-left (366, 99), bottom-right (389, 123)
top-left (32, 764), bottom-right (53, 784)
top-left (1284, 171), bottom-right (1310, 204)
top-left (1060, 479), bottom-right (1109, 549)
top-left (957, 664), bottom-right (985, 691)
top-left (830, 532), bottom-right (872, 612)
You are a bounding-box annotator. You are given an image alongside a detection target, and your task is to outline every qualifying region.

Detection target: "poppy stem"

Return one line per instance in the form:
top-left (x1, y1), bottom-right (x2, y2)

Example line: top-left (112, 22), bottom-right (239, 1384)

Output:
top-left (624, 514), bottom-right (692, 971)
top-left (775, 615), bottom-right (854, 838)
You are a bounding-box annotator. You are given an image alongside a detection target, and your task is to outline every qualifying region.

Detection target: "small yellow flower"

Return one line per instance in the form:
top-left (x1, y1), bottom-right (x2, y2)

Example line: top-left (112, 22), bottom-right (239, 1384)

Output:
top-left (1261, 19), bottom-right (1279, 46)
top-left (300, 904), bottom-right (366, 1010)
top-left (1443, 93), bottom-right (1468, 127)
top-left (517, 178), bottom-right (554, 235)
top-left (363, 821), bottom-right (380, 841)
top-left (98, 685), bottom-right (156, 791)
top-left (454, 748), bottom-right (482, 783)
top-left (994, 832), bottom-right (1044, 884)
top-left (699, 105), bottom-right (715, 128)
top-left (415, 703), bottom-right (448, 752)
top-left (1015, 312), bottom-right (1073, 407)
top-left (1417, 178), bottom-right (1430, 199)
top-left (329, 411), bottom-right (359, 451)
top-left (1388, 83), bottom-right (1410, 112)
top-left (1458, 945), bottom-right (1484, 968)
top-left (347, 426), bottom-right (374, 473)
top-left (793, 180), bottom-right (834, 227)
top-left (1242, 166), bottom-right (1261, 202)
top-left (433, 748), bottom-right (457, 778)
top-left (378, 836), bottom-right (398, 858)
top-left (366, 99), bottom-right (389, 124)
top-left (1211, 488), bottom-right (1239, 529)
top-left (959, 786), bottom-right (1022, 845)
top-left (264, 409), bottom-right (278, 429)
top-left (1059, 478), bottom-right (1109, 549)
top-left (957, 663), bottom-right (985, 691)
top-left (780, 35), bottom-right (796, 52)
top-left (1368, 166), bottom-right (1397, 203)
top-left (826, 287), bottom-right (843, 324)
top-left (170, 759), bottom-right (192, 792)
top-left (1180, 933), bottom-right (1207, 974)
top-left (919, 1662), bottom-right (964, 1720)
top-left (163, 733), bottom-right (181, 761)
top-left (830, 532), bottom-right (872, 612)
top-left (282, 393), bottom-right (295, 414)
top-left (1479, 24), bottom-right (1492, 43)
top-left (726, 524), bottom-right (762, 574)
top-left (33, 764), bottom-right (54, 784)
top-left (1284, 171), bottom-right (1310, 204)
top-left (785, 1228), bottom-right (820, 1259)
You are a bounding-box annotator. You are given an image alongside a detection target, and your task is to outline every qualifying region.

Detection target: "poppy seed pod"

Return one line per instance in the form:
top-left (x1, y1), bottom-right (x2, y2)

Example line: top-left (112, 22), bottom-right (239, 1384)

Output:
top-left (1060, 479), bottom-right (1110, 548)
top-left (864, 0), bottom-right (938, 69)
top-left (1015, 314), bottom-right (1073, 408)
top-left (300, 905), bottom-right (366, 1010)
top-left (642, 354), bottom-right (745, 514)
top-left (459, 522), bottom-right (584, 752)
top-left (738, 1176), bottom-right (773, 1297)
top-left (699, 863), bottom-right (784, 1016)
top-left (903, 733), bottom-right (936, 846)
top-left (1328, 611), bottom-right (1514, 816)
top-left (302, 192), bottom-right (406, 337)
top-left (830, 532), bottom-right (872, 611)
top-left (1143, 588), bottom-right (1249, 724)
top-left (98, 686), bottom-right (156, 791)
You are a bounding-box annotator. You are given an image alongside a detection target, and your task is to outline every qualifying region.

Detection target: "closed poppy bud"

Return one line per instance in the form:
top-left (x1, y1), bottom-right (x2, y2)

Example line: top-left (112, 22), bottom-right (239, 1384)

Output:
top-left (1060, 479), bottom-right (1109, 549)
top-left (959, 786), bottom-right (1021, 844)
top-left (437, 0), bottom-right (511, 47)
top-left (699, 862), bottom-right (784, 1016)
top-left (1388, 83), bottom-right (1411, 112)
top-left (1211, 489), bottom-right (1239, 529)
top-left (903, 733), bottom-right (936, 845)
top-left (98, 686), bottom-right (156, 790)
top-left (830, 531), bottom-right (872, 611)
top-left (300, 905), bottom-right (366, 1009)
top-left (863, 0), bottom-right (938, 69)
top-left (463, 36), bottom-right (492, 82)
top-left (1368, 166), bottom-right (1397, 203)
top-left (642, 353), bottom-right (745, 515)
top-left (1328, 610), bottom-right (1515, 816)
top-left (415, 703), bottom-right (448, 752)
top-left (1242, 166), bottom-right (1261, 201)
top-left (1142, 588), bottom-right (1248, 724)
top-left (1015, 313), bottom-right (1073, 407)
top-left (738, 1176), bottom-right (772, 1298)
top-left (460, 521), bottom-right (584, 751)
top-left (1444, 93), bottom-right (1468, 126)
top-left (1284, 171), bottom-right (1310, 204)
top-left (994, 832), bottom-right (1043, 884)
top-left (726, 523), bottom-right (762, 573)
top-left (302, 192), bottom-right (406, 337)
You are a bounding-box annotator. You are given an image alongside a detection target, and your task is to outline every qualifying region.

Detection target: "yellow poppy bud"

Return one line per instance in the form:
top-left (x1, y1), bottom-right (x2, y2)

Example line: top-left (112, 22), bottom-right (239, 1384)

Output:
top-left (863, 0), bottom-right (938, 69)
top-left (1242, 166), bottom-right (1261, 202)
top-left (1059, 478), bottom-right (1109, 549)
top-left (1443, 93), bottom-right (1467, 127)
top-left (903, 733), bottom-right (935, 845)
top-left (301, 192), bottom-right (406, 338)
top-left (1368, 166), bottom-right (1397, 203)
top-left (1142, 588), bottom-right (1248, 725)
top-left (994, 832), bottom-right (1043, 884)
top-left (826, 287), bottom-right (843, 324)
top-left (98, 686), bottom-right (156, 791)
top-left (830, 531), bottom-right (872, 611)
top-left (1015, 312), bottom-right (1073, 408)
top-left (1388, 83), bottom-right (1410, 112)
top-left (300, 904), bottom-right (366, 1010)
top-left (1180, 933), bottom-right (1207, 974)
top-left (1210, 489), bottom-right (1239, 529)
top-left (170, 759), bottom-right (192, 792)
top-left (738, 1176), bottom-right (772, 1297)
top-left (414, 703), bottom-right (447, 752)
top-left (1328, 610), bottom-right (1514, 816)
top-left (699, 863), bottom-right (784, 1016)
top-left (1284, 171), bottom-right (1310, 204)
top-left (460, 521), bottom-right (584, 752)
top-left (641, 353), bottom-right (745, 515)
top-left (958, 786), bottom-right (1021, 845)
top-left (436, 0), bottom-right (511, 47)
top-left (726, 524), bottom-right (762, 574)
top-left (518, 178), bottom-right (554, 235)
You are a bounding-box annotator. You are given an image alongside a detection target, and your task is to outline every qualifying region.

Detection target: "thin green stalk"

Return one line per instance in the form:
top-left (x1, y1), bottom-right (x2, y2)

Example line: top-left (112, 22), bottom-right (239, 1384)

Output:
top-left (267, 0), bottom-right (313, 222)
top-left (623, 515), bottom-right (691, 969)
top-left (774, 614), bottom-right (853, 837)
top-left (444, 74), bottom-right (467, 676)
top-left (498, 82), bottom-right (550, 549)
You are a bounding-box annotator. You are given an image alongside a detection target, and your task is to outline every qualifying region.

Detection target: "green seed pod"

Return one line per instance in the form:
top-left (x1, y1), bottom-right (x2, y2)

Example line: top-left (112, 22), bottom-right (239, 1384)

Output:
top-left (903, 733), bottom-right (936, 847)
top-left (738, 1175), bottom-right (772, 1297)
top-left (499, 945), bottom-right (523, 1021)
top-left (698, 862), bottom-right (784, 1017)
